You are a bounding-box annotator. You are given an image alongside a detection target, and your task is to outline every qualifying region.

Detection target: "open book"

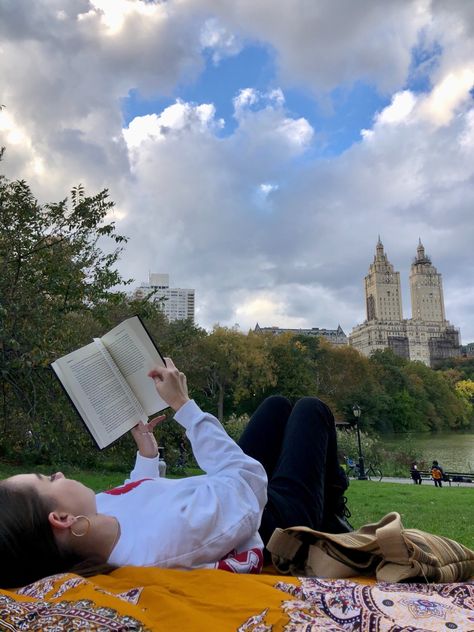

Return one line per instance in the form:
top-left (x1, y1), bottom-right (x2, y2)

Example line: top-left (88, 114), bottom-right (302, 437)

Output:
top-left (51, 316), bottom-right (168, 449)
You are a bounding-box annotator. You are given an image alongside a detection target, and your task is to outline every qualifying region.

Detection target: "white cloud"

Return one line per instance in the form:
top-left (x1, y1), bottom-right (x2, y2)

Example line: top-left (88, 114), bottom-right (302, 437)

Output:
top-left (1, 0), bottom-right (474, 343)
top-left (86, 0), bottom-right (159, 33)
top-left (418, 67), bottom-right (474, 125)
top-left (190, 0), bottom-right (430, 93)
top-left (124, 100), bottom-right (223, 150)
top-left (259, 183), bottom-right (278, 196)
top-left (376, 91), bottom-right (417, 125)
top-left (233, 88), bottom-right (259, 113)
top-left (235, 294), bottom-right (303, 329)
top-left (200, 17), bottom-right (243, 63)
top-left (277, 117), bottom-right (313, 149)
top-left (232, 89), bottom-right (313, 155)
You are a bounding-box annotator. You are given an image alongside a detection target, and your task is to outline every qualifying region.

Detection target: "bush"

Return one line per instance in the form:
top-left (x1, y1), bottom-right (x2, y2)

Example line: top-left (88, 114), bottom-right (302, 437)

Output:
top-left (336, 428), bottom-right (425, 477)
top-left (223, 413), bottom-right (250, 443)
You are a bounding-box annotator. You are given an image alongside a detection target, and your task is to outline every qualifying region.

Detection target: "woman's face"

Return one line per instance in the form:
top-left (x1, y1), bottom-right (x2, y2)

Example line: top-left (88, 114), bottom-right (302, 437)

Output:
top-left (6, 472), bottom-right (96, 516)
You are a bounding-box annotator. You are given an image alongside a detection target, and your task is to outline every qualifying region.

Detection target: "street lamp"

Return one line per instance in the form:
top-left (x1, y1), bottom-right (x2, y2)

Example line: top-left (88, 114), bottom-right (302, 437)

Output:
top-left (352, 404), bottom-right (367, 480)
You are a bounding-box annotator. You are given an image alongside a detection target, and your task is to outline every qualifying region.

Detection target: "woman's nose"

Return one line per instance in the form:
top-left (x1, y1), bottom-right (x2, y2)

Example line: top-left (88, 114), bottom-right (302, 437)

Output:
top-left (54, 471), bottom-right (65, 480)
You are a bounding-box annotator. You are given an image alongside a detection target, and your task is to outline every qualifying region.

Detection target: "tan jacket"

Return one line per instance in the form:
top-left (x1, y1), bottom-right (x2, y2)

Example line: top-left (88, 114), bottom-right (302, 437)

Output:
top-left (267, 512), bottom-right (474, 582)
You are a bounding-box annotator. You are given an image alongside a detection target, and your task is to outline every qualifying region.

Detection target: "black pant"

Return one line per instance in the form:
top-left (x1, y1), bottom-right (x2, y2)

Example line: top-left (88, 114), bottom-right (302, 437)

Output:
top-left (434, 479), bottom-right (442, 487)
top-left (238, 396), bottom-right (346, 546)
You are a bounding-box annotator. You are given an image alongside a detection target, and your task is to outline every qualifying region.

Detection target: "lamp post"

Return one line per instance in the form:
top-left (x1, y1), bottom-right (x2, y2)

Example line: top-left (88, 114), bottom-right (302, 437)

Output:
top-left (352, 404), bottom-right (367, 480)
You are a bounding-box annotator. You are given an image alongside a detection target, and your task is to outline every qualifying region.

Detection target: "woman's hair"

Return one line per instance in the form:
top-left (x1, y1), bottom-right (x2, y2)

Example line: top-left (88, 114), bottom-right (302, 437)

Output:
top-left (0, 482), bottom-right (81, 589)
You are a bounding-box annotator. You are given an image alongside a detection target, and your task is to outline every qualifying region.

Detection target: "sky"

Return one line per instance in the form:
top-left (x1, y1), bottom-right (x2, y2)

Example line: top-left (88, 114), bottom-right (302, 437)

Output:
top-left (1, 0), bottom-right (473, 342)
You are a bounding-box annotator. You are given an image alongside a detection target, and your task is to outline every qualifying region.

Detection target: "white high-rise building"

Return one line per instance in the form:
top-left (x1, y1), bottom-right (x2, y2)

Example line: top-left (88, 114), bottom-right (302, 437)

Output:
top-left (132, 273), bottom-right (195, 323)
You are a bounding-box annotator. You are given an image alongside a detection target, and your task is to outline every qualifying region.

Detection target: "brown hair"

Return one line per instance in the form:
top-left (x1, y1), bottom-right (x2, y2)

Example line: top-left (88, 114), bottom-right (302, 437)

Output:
top-left (0, 482), bottom-right (82, 588)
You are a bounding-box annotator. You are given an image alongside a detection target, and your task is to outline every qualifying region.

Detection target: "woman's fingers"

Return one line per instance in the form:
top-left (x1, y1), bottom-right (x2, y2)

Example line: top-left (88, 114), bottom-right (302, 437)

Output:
top-left (147, 415), bottom-right (166, 430)
top-left (148, 358), bottom-right (189, 411)
top-left (148, 366), bottom-right (165, 380)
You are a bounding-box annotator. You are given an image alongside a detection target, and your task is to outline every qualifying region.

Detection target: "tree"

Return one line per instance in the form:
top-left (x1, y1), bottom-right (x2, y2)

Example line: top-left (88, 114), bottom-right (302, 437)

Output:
top-left (403, 362), bottom-right (470, 431)
top-left (313, 342), bottom-right (382, 428)
top-left (455, 379), bottom-right (474, 425)
top-left (436, 357), bottom-right (474, 381)
top-left (0, 159), bottom-right (129, 460)
top-left (258, 332), bottom-right (322, 402)
top-left (455, 379), bottom-right (474, 403)
top-left (196, 327), bottom-right (275, 421)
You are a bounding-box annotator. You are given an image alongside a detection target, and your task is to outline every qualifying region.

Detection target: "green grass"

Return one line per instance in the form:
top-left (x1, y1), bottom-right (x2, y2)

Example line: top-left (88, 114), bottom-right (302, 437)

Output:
top-left (0, 463), bottom-right (204, 490)
top-left (1, 462), bottom-right (472, 550)
top-left (0, 462), bottom-right (126, 492)
top-left (346, 480), bottom-right (474, 549)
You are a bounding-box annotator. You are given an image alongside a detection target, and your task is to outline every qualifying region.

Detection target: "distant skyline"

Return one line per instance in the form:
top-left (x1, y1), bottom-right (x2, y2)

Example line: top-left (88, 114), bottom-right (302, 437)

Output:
top-left (351, 239), bottom-right (461, 333)
top-left (1, 1), bottom-right (473, 341)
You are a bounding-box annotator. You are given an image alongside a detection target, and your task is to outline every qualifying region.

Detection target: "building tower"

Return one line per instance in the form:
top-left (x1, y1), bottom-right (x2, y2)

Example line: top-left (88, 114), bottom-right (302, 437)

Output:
top-left (364, 237), bottom-right (403, 321)
top-left (349, 239), bottom-right (460, 367)
top-left (132, 273), bottom-right (195, 323)
top-left (409, 239), bottom-right (446, 322)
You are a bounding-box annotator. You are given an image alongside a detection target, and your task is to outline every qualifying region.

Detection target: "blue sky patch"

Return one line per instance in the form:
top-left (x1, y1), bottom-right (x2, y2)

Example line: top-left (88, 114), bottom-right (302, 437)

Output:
top-left (121, 36), bottom-right (441, 159)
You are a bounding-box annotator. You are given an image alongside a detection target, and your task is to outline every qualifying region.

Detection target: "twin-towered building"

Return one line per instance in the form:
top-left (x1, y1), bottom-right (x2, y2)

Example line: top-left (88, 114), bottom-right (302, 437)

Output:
top-left (132, 241), bottom-right (461, 368)
top-left (349, 239), bottom-right (460, 367)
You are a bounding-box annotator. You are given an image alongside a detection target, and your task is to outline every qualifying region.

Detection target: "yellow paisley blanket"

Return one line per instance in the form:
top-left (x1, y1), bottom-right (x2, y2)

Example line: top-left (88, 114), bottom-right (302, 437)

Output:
top-left (1, 566), bottom-right (473, 631)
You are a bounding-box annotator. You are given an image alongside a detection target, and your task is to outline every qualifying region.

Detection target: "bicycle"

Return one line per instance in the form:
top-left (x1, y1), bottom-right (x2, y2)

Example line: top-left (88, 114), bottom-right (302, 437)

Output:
top-left (345, 458), bottom-right (383, 482)
top-left (365, 462), bottom-right (383, 482)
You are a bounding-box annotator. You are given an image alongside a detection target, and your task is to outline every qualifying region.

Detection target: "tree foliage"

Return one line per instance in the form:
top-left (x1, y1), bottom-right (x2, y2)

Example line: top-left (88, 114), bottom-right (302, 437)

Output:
top-left (1, 155), bottom-right (472, 469)
top-left (193, 327), bottom-right (275, 422)
top-left (436, 357), bottom-right (474, 381)
top-left (0, 162), bottom-right (129, 462)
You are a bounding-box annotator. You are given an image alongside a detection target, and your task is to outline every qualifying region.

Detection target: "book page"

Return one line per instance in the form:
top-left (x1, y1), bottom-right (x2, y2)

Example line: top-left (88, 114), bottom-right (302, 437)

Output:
top-left (100, 316), bottom-right (168, 416)
top-left (52, 342), bottom-right (148, 449)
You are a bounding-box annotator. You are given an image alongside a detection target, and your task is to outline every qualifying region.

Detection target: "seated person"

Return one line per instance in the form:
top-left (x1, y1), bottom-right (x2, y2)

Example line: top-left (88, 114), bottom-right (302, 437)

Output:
top-left (410, 462), bottom-right (422, 484)
top-left (0, 359), bottom-right (351, 588)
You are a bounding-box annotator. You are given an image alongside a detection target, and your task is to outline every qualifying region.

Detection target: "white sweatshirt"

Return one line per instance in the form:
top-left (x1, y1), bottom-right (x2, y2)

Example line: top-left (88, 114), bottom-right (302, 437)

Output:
top-left (96, 400), bottom-right (267, 571)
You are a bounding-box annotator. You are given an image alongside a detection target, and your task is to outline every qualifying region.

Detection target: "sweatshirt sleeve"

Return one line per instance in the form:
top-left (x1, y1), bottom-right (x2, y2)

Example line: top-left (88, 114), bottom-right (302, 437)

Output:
top-left (174, 400), bottom-right (266, 482)
top-left (126, 452), bottom-right (161, 482)
top-left (101, 400), bottom-right (268, 569)
top-left (172, 399), bottom-right (268, 548)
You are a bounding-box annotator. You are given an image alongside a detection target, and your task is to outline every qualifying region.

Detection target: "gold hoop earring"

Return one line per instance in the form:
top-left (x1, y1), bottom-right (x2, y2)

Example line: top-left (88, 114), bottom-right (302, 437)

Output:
top-left (70, 515), bottom-right (91, 537)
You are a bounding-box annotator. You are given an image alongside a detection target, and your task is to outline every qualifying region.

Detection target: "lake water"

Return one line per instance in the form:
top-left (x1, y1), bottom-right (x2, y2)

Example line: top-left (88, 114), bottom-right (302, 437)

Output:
top-left (382, 432), bottom-right (474, 472)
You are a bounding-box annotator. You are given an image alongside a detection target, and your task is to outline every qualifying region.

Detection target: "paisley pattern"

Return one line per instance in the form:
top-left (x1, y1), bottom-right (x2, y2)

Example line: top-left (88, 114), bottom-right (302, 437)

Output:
top-left (0, 593), bottom-right (147, 631)
top-left (0, 567), bottom-right (472, 631)
top-left (240, 577), bottom-right (474, 631)
top-left (3, 573), bottom-right (148, 631)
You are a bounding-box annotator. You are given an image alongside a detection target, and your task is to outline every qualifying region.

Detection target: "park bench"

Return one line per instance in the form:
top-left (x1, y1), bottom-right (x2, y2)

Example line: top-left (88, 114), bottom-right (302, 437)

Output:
top-left (417, 470), bottom-right (474, 486)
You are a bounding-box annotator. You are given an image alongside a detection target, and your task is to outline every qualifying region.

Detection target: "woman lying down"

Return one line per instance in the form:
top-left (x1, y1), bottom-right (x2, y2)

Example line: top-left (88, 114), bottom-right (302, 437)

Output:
top-left (0, 358), bottom-right (351, 588)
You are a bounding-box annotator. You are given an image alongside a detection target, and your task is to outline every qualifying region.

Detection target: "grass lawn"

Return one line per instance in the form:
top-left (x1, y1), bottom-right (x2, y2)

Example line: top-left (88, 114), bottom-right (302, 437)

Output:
top-left (346, 480), bottom-right (473, 549)
top-left (1, 462), bottom-right (472, 549)
top-left (0, 462), bottom-right (126, 494)
top-left (0, 463), bottom-right (206, 492)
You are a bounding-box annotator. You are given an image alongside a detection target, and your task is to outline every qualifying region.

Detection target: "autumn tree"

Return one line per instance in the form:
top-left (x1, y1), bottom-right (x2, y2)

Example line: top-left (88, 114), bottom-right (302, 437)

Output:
top-left (455, 379), bottom-right (474, 425)
top-left (196, 327), bottom-right (275, 421)
top-left (258, 332), bottom-right (322, 401)
top-left (312, 341), bottom-right (382, 427)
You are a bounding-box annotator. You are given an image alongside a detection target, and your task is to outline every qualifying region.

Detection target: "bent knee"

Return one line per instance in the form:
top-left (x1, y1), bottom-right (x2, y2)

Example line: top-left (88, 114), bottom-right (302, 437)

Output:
top-left (293, 396), bottom-right (332, 418)
top-left (263, 395), bottom-right (291, 407)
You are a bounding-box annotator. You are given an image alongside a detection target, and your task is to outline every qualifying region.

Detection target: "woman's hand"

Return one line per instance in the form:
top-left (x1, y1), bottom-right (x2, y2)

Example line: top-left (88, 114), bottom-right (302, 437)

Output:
top-left (131, 415), bottom-right (166, 458)
top-left (148, 358), bottom-right (190, 412)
